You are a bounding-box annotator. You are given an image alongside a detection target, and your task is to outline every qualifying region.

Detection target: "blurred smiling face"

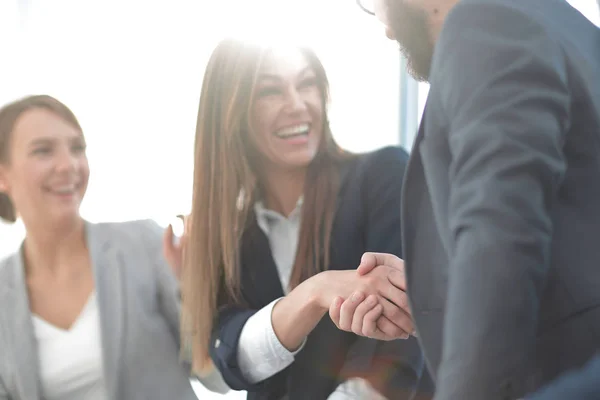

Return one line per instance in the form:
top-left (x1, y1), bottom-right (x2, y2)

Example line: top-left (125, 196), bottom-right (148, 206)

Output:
top-left (249, 47), bottom-right (324, 172)
top-left (0, 108), bottom-right (89, 226)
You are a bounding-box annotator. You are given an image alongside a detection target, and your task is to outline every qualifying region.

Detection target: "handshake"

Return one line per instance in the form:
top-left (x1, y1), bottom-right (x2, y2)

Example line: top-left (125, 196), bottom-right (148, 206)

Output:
top-left (320, 252), bottom-right (415, 341)
top-left (162, 215), bottom-right (414, 342)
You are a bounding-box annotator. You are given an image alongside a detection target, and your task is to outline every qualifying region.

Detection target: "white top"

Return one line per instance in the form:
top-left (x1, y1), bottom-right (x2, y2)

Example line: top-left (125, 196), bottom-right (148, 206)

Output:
top-left (32, 291), bottom-right (108, 400)
top-left (237, 199), bottom-right (386, 399)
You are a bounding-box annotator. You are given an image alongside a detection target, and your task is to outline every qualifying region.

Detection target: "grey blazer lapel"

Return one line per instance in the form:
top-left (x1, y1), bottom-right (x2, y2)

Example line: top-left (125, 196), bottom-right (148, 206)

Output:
top-left (0, 249), bottom-right (41, 399)
top-left (86, 222), bottom-right (126, 399)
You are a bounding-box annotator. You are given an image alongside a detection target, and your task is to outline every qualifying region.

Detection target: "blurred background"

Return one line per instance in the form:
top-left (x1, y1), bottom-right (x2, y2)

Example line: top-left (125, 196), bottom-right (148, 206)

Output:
top-left (0, 0), bottom-right (598, 398)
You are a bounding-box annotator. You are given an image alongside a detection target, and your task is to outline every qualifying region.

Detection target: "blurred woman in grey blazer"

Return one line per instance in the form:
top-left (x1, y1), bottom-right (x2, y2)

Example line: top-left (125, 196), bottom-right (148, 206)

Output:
top-left (0, 95), bottom-right (229, 399)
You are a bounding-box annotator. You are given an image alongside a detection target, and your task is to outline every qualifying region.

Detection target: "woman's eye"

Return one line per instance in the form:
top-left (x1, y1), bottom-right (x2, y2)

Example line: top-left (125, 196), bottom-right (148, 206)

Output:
top-left (298, 77), bottom-right (317, 89)
top-left (72, 144), bottom-right (87, 154)
top-left (257, 87), bottom-right (281, 97)
top-left (33, 147), bottom-right (51, 155)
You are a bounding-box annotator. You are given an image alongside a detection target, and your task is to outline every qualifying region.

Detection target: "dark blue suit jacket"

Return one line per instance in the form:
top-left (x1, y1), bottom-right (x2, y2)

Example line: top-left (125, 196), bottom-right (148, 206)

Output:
top-left (401, 0), bottom-right (600, 399)
top-left (209, 147), bottom-right (427, 400)
top-left (527, 354), bottom-right (600, 400)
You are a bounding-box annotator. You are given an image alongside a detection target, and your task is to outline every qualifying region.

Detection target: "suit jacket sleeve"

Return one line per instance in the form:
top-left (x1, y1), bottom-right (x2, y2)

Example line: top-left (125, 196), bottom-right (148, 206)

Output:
top-left (433, 3), bottom-right (569, 399)
top-left (527, 354), bottom-right (600, 400)
top-left (342, 147), bottom-right (425, 399)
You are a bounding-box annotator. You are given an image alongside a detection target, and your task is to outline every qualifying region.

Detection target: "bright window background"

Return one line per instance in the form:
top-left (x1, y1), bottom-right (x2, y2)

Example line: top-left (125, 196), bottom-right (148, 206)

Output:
top-left (0, 1), bottom-right (399, 398)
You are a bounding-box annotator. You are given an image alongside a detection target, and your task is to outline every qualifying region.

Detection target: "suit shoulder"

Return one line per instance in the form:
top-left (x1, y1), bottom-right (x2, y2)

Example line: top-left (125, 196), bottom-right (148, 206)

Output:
top-left (447, 0), bottom-right (559, 31)
top-left (0, 250), bottom-right (20, 289)
top-left (0, 253), bottom-right (15, 278)
top-left (93, 219), bottom-right (162, 234)
top-left (90, 219), bottom-right (163, 246)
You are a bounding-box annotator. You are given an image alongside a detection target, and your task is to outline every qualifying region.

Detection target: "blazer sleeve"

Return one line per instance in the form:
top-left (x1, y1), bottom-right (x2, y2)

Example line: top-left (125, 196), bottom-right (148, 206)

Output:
top-left (344, 146), bottom-right (426, 399)
top-left (432, 3), bottom-right (570, 400)
top-left (526, 354), bottom-right (600, 400)
top-left (209, 304), bottom-right (272, 391)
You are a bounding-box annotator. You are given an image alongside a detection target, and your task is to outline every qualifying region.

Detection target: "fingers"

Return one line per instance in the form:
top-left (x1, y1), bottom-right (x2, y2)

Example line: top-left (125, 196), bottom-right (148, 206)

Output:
top-left (381, 279), bottom-right (411, 316)
top-left (351, 295), bottom-right (381, 335)
top-left (329, 294), bottom-right (411, 340)
top-left (338, 292), bottom-right (365, 330)
top-left (163, 224), bottom-right (175, 256)
top-left (376, 316), bottom-right (410, 340)
top-left (379, 297), bottom-right (414, 336)
top-left (163, 221), bottom-right (184, 280)
top-left (329, 296), bottom-right (343, 328)
top-left (357, 252), bottom-right (404, 276)
top-left (386, 265), bottom-right (407, 291)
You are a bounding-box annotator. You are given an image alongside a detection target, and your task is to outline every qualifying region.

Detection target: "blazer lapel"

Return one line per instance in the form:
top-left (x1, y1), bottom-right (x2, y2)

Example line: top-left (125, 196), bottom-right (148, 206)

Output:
top-left (239, 217), bottom-right (285, 307)
top-left (0, 249), bottom-right (41, 399)
top-left (86, 222), bottom-right (126, 399)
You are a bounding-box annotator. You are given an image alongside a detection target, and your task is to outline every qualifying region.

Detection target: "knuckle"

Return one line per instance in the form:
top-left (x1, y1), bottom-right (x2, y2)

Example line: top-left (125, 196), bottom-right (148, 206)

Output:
top-left (387, 307), bottom-right (400, 320)
top-left (398, 294), bottom-right (408, 310)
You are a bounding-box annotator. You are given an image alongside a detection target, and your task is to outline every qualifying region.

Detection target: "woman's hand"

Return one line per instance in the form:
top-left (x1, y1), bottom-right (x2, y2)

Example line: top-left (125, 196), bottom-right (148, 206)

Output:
top-left (162, 215), bottom-right (188, 280)
top-left (313, 263), bottom-right (414, 340)
top-left (270, 263), bottom-right (412, 352)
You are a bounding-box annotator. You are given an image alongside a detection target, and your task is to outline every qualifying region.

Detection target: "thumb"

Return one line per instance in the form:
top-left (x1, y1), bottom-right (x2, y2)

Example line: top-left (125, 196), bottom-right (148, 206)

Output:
top-left (357, 252), bottom-right (378, 276)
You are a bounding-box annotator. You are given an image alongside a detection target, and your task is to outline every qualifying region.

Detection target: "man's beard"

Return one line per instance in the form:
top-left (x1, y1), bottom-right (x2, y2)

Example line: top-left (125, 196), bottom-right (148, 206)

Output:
top-left (386, 0), bottom-right (435, 82)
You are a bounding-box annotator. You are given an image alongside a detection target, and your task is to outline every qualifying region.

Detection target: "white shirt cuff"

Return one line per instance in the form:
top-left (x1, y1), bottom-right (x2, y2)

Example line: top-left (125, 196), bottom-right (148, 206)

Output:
top-left (237, 298), bottom-right (307, 383)
top-left (327, 378), bottom-right (388, 400)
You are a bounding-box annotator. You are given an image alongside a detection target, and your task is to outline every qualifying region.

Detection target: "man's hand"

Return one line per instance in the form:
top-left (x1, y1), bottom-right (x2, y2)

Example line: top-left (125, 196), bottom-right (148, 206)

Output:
top-left (329, 252), bottom-right (415, 341)
top-left (357, 252), bottom-right (405, 277)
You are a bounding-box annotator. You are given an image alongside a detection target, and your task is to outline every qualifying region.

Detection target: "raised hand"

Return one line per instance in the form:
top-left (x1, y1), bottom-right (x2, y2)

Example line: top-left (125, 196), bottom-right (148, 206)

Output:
top-left (162, 214), bottom-right (188, 280)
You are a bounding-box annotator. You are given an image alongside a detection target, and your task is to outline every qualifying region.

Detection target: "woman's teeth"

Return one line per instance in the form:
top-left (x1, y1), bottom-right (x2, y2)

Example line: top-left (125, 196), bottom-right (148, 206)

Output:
top-left (275, 124), bottom-right (310, 138)
top-left (51, 185), bottom-right (76, 194)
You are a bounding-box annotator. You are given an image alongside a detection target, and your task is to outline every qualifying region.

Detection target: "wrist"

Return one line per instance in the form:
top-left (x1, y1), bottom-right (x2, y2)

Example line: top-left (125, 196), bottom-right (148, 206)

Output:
top-left (303, 270), bottom-right (333, 312)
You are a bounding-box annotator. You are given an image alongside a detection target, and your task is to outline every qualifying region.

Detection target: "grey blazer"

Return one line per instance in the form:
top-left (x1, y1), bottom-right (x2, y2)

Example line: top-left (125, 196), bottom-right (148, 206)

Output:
top-left (402, 0), bottom-right (600, 399)
top-left (0, 219), bottom-right (229, 400)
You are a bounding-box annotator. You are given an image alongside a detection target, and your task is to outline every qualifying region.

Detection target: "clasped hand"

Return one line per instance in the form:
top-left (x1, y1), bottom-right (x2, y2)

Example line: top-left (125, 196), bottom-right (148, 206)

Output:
top-left (324, 252), bottom-right (414, 341)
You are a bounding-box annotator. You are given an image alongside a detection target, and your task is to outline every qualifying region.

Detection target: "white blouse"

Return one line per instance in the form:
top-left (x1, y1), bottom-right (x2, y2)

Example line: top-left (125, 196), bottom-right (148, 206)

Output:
top-left (237, 199), bottom-right (386, 399)
top-left (32, 291), bottom-right (108, 400)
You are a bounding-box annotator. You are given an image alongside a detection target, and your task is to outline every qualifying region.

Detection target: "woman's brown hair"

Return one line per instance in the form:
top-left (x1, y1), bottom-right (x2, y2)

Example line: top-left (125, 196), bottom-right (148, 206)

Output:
top-left (183, 39), bottom-right (349, 372)
top-left (0, 95), bottom-right (82, 223)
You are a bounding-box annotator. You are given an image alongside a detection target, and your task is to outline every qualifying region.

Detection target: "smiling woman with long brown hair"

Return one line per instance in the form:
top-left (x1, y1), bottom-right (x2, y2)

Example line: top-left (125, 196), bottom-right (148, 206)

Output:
top-left (181, 38), bottom-right (424, 399)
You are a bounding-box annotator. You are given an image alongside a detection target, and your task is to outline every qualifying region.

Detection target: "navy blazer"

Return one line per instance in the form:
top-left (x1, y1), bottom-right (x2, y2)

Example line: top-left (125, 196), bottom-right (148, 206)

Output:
top-left (209, 146), bottom-right (426, 400)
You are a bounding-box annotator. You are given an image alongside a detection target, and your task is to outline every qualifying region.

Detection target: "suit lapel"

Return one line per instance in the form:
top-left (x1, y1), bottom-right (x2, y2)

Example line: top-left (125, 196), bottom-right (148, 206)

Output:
top-left (0, 249), bottom-right (41, 399)
top-left (86, 222), bottom-right (126, 399)
top-left (402, 104), bottom-right (428, 289)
